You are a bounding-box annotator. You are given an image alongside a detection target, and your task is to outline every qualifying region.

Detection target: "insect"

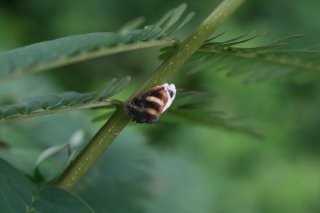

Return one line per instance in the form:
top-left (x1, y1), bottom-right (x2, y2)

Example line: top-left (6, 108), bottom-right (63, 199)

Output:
top-left (124, 83), bottom-right (176, 123)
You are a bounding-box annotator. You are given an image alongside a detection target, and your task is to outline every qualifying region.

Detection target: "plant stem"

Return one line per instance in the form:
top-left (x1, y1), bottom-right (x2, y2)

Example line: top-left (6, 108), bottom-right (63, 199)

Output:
top-left (56, 0), bottom-right (245, 190)
top-left (57, 106), bottom-right (129, 190)
top-left (133, 0), bottom-right (246, 96)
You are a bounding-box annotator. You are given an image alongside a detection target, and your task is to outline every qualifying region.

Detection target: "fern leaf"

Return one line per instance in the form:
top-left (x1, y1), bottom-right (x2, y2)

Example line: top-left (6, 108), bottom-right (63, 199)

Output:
top-left (0, 76), bottom-right (130, 122)
top-left (164, 91), bottom-right (263, 138)
top-left (174, 12), bottom-right (195, 33)
top-left (204, 31), bottom-right (261, 47)
top-left (118, 17), bottom-right (146, 35)
top-left (191, 33), bottom-right (320, 83)
top-left (0, 31), bottom-right (166, 81)
top-left (155, 3), bottom-right (190, 35)
top-left (0, 4), bottom-right (193, 81)
top-left (168, 109), bottom-right (263, 138)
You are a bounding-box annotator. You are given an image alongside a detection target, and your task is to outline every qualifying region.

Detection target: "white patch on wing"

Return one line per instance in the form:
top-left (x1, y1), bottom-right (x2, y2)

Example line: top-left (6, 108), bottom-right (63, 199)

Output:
top-left (162, 83), bottom-right (176, 113)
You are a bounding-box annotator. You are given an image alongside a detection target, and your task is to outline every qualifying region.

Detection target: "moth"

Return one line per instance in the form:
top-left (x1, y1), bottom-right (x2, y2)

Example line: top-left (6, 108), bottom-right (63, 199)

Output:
top-left (125, 83), bottom-right (176, 123)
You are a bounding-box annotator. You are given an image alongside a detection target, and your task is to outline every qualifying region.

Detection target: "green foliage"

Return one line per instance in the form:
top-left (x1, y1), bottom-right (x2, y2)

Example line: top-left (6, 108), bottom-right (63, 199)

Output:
top-left (74, 129), bottom-right (213, 213)
top-left (0, 77), bottom-right (130, 122)
top-left (74, 130), bottom-right (154, 213)
top-left (1, 1), bottom-right (320, 213)
top-left (0, 158), bottom-right (93, 213)
top-left (190, 33), bottom-right (320, 83)
top-left (154, 3), bottom-right (195, 35)
top-left (145, 151), bottom-right (213, 213)
top-left (0, 31), bottom-right (165, 80)
top-left (165, 91), bottom-right (262, 137)
top-left (0, 3), bottom-right (193, 81)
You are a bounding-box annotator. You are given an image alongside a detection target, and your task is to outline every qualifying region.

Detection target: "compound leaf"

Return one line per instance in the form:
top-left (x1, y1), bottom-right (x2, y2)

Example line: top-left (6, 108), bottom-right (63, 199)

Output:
top-left (0, 76), bottom-right (130, 122)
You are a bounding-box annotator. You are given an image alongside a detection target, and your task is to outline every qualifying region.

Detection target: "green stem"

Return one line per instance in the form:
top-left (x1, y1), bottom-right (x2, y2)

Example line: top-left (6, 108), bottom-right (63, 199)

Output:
top-left (56, 0), bottom-right (245, 190)
top-left (57, 106), bottom-right (129, 190)
top-left (134, 0), bottom-right (246, 96)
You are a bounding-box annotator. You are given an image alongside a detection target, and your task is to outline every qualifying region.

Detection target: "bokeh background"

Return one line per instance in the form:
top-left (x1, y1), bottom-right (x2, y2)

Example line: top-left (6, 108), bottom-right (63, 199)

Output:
top-left (1, 0), bottom-right (320, 212)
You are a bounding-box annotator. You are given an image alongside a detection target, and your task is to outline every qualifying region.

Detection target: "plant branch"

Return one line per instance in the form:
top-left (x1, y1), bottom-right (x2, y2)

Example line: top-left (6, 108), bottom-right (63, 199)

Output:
top-left (56, 106), bottom-right (129, 190)
top-left (133, 0), bottom-right (246, 96)
top-left (56, 0), bottom-right (246, 190)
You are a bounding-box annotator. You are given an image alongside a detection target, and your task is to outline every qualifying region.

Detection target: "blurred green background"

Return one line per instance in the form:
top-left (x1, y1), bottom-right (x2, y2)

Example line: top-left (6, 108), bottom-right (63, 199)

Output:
top-left (1, 0), bottom-right (320, 212)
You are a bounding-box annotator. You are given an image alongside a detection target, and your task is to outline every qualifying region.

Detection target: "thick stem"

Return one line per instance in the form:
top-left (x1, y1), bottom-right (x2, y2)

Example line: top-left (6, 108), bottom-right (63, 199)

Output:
top-left (56, 0), bottom-right (245, 190)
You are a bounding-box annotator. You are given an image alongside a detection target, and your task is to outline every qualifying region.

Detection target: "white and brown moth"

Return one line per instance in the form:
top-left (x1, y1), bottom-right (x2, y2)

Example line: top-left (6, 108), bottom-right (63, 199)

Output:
top-left (125, 83), bottom-right (176, 123)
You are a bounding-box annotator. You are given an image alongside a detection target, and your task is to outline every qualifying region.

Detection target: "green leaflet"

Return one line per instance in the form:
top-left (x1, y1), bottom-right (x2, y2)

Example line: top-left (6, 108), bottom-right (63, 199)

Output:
top-left (0, 30), bottom-right (167, 81)
top-left (155, 3), bottom-right (192, 35)
top-left (0, 76), bottom-right (130, 122)
top-left (181, 33), bottom-right (320, 82)
top-left (167, 109), bottom-right (263, 138)
top-left (164, 91), bottom-right (262, 138)
top-left (0, 158), bottom-right (93, 213)
top-left (0, 3), bottom-right (193, 81)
